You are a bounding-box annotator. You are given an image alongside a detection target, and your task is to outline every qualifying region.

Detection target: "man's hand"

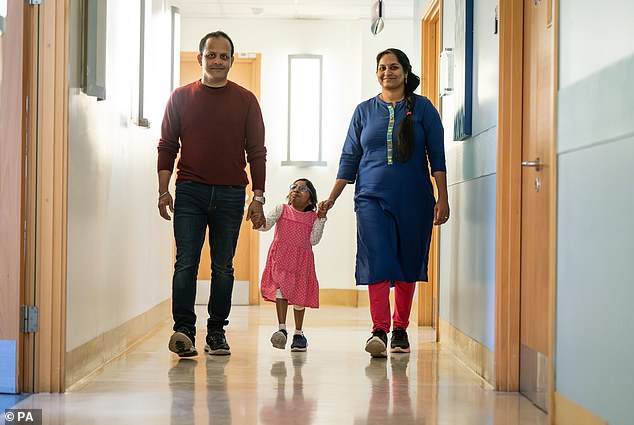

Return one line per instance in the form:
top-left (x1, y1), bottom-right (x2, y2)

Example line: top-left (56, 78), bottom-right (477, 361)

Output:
top-left (246, 200), bottom-right (265, 229)
top-left (158, 192), bottom-right (174, 220)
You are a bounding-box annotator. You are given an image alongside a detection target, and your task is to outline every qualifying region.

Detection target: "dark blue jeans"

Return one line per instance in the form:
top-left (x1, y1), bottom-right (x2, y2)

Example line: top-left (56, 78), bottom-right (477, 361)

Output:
top-left (172, 181), bottom-right (245, 336)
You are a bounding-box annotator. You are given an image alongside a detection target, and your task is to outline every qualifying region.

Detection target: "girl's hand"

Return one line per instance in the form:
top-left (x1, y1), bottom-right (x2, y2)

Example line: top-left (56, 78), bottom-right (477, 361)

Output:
top-left (433, 198), bottom-right (450, 225)
top-left (317, 208), bottom-right (327, 219)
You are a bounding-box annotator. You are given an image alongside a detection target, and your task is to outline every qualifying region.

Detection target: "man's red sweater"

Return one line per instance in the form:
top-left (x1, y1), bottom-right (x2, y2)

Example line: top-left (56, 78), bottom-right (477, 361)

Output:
top-left (157, 80), bottom-right (266, 191)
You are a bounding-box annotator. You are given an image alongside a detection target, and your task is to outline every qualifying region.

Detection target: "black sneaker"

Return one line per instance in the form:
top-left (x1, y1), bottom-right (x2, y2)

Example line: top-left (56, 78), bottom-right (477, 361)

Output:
top-left (270, 329), bottom-right (288, 349)
top-left (290, 334), bottom-right (308, 352)
top-left (390, 328), bottom-right (410, 353)
top-left (204, 330), bottom-right (231, 356)
top-left (168, 330), bottom-right (198, 357)
top-left (365, 329), bottom-right (388, 358)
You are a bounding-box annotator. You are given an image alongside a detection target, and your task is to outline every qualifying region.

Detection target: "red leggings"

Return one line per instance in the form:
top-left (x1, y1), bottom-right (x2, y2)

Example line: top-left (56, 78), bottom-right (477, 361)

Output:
top-left (368, 280), bottom-right (416, 333)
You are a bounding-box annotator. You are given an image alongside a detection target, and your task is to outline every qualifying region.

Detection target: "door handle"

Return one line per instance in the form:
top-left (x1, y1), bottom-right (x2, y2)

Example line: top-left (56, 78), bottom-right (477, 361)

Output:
top-left (521, 157), bottom-right (542, 171)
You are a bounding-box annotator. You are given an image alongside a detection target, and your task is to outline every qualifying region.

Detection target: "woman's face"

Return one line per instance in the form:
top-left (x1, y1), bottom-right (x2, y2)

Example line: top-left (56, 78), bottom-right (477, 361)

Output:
top-left (376, 53), bottom-right (406, 91)
top-left (288, 181), bottom-right (312, 211)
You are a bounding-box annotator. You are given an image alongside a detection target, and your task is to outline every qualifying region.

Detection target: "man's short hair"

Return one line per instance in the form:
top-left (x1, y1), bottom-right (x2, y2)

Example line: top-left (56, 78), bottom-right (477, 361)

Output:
top-left (198, 31), bottom-right (235, 57)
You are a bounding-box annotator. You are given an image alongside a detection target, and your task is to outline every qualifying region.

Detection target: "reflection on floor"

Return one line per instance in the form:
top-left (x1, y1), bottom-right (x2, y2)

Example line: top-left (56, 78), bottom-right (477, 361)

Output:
top-left (8, 305), bottom-right (547, 424)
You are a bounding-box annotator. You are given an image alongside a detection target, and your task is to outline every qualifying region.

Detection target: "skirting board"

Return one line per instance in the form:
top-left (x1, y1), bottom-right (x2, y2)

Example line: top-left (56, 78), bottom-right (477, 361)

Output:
top-left (439, 319), bottom-right (495, 385)
top-left (65, 299), bottom-right (171, 389)
top-left (320, 288), bottom-right (361, 306)
top-left (555, 392), bottom-right (608, 425)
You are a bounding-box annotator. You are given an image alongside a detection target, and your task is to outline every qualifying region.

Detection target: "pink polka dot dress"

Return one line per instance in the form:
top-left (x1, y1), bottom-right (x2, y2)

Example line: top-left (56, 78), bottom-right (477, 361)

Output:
top-left (259, 204), bottom-right (325, 308)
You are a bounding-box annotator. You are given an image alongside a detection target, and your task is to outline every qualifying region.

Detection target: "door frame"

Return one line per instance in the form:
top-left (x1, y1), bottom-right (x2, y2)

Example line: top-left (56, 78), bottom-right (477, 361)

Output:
top-left (21, 0), bottom-right (70, 392)
top-left (495, 0), bottom-right (558, 416)
top-left (419, 0), bottom-right (442, 341)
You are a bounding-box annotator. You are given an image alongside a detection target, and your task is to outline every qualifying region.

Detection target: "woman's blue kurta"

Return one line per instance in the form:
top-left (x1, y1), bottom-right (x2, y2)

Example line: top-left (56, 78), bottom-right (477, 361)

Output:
top-left (336, 94), bottom-right (446, 285)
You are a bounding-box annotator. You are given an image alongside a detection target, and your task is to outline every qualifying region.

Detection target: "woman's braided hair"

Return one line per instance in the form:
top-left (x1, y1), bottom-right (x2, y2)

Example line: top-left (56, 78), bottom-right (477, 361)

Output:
top-left (376, 48), bottom-right (421, 162)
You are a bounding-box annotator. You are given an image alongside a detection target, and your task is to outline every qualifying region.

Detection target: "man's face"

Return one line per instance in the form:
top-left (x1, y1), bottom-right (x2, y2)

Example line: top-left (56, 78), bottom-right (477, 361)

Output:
top-left (197, 36), bottom-right (234, 86)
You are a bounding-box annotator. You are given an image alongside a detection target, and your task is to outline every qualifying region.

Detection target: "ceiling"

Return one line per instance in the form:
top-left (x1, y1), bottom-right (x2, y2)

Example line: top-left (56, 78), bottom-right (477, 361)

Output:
top-left (170, 0), bottom-right (415, 20)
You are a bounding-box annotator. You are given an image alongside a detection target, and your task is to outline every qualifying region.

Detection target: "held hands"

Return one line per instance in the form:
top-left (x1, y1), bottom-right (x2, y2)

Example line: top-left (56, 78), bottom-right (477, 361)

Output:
top-left (246, 200), bottom-right (266, 229)
top-left (158, 192), bottom-right (174, 220)
top-left (433, 197), bottom-right (450, 225)
top-left (317, 199), bottom-right (335, 218)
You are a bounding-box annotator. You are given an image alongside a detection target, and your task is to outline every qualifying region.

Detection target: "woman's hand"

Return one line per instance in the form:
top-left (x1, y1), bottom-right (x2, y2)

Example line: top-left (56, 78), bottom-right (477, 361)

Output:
top-left (318, 179), bottom-right (347, 217)
top-left (433, 197), bottom-right (450, 225)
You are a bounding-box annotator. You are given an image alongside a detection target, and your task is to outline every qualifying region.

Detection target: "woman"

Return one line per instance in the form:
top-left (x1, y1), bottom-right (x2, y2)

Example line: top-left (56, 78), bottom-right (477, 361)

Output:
top-left (319, 48), bottom-right (449, 358)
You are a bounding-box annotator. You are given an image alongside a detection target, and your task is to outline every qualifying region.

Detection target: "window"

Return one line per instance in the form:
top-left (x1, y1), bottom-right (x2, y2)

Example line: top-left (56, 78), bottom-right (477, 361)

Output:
top-left (136, 0), bottom-right (149, 127)
top-left (81, 0), bottom-right (107, 100)
top-left (282, 55), bottom-right (326, 166)
top-left (170, 6), bottom-right (181, 92)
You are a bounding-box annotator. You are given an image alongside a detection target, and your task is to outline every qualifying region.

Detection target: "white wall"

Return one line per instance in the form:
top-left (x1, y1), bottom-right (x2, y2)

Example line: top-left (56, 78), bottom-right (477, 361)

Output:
top-left (436, 0), bottom-right (498, 351)
top-left (181, 18), bottom-right (413, 290)
top-left (555, 1), bottom-right (634, 423)
top-left (66, 0), bottom-right (174, 350)
top-left (559, 0), bottom-right (634, 88)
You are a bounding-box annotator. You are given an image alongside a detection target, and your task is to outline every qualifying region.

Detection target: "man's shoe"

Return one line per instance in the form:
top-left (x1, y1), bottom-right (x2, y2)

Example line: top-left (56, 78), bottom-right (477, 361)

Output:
top-left (390, 328), bottom-right (411, 353)
top-left (290, 334), bottom-right (308, 352)
top-left (365, 329), bottom-right (388, 358)
top-left (204, 330), bottom-right (231, 356)
top-left (270, 329), bottom-right (288, 349)
top-left (168, 330), bottom-right (198, 357)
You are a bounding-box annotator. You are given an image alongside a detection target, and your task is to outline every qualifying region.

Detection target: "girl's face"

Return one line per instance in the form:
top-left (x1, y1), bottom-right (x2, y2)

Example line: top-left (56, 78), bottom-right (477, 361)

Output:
top-left (288, 181), bottom-right (312, 211)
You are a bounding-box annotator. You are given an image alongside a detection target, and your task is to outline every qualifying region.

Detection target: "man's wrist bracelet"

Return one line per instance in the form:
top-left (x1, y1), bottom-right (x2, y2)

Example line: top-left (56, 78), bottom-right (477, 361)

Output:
top-left (159, 191), bottom-right (170, 199)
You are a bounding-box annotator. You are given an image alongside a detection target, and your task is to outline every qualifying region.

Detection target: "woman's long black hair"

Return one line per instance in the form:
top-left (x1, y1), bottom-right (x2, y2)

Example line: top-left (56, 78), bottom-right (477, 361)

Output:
top-left (376, 48), bottom-right (421, 162)
top-left (288, 178), bottom-right (318, 212)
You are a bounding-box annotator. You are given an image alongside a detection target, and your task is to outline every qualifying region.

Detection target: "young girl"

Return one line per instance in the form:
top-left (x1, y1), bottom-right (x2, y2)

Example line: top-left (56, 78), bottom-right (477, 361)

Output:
top-left (258, 178), bottom-right (327, 351)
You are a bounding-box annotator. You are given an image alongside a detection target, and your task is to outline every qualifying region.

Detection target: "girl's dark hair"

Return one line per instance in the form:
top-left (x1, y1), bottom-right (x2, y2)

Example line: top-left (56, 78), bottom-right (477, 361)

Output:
top-left (288, 178), bottom-right (318, 212)
top-left (376, 48), bottom-right (421, 162)
top-left (199, 31), bottom-right (235, 57)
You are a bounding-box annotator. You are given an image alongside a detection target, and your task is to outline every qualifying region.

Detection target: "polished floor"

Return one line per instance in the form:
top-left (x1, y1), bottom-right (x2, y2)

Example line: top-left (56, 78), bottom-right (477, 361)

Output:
top-left (6, 305), bottom-right (547, 424)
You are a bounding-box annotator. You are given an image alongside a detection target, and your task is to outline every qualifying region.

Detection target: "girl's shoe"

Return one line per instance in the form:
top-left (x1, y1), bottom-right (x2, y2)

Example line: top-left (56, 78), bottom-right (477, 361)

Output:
top-left (270, 329), bottom-right (288, 349)
top-left (290, 334), bottom-right (308, 352)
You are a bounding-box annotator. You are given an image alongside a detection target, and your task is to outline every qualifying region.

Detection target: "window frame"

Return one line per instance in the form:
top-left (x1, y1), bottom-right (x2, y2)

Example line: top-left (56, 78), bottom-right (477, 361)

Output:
top-left (282, 54), bottom-right (327, 167)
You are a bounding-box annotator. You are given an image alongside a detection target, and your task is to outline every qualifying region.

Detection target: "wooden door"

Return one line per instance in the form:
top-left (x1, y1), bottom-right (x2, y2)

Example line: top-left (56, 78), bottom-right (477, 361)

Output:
top-left (0, 0), bottom-right (25, 394)
top-left (520, 0), bottom-right (554, 411)
top-left (179, 52), bottom-right (262, 305)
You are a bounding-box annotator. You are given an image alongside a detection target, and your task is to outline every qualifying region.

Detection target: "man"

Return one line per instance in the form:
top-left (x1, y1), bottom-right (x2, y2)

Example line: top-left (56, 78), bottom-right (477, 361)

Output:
top-left (157, 31), bottom-right (266, 357)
